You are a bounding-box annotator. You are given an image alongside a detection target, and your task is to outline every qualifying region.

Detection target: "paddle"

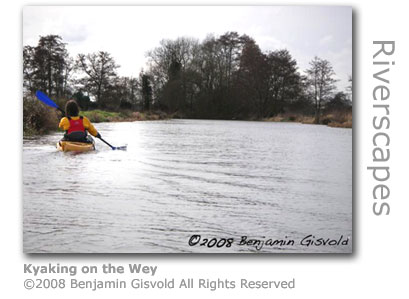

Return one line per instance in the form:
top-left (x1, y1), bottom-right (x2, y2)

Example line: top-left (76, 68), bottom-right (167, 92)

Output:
top-left (35, 90), bottom-right (127, 151)
top-left (35, 90), bottom-right (65, 115)
top-left (98, 136), bottom-right (127, 151)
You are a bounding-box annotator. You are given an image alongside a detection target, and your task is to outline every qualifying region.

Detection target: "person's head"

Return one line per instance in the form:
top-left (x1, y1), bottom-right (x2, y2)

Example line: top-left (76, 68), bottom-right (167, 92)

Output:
top-left (65, 100), bottom-right (80, 117)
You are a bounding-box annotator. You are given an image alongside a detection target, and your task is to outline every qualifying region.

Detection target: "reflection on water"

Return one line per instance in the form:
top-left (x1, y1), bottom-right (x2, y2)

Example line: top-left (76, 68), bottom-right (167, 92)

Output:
top-left (23, 119), bottom-right (352, 253)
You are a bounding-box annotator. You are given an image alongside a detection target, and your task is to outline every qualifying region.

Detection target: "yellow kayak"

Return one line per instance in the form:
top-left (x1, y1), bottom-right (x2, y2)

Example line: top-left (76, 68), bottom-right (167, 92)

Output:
top-left (57, 140), bottom-right (95, 152)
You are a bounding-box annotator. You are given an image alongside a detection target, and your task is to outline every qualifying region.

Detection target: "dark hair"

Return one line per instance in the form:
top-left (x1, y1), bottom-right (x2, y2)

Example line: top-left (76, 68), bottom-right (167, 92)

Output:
top-left (65, 100), bottom-right (80, 117)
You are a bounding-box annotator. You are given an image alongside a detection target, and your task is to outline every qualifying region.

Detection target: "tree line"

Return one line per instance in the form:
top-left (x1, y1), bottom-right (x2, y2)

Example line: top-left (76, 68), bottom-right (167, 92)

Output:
top-left (23, 33), bottom-right (352, 123)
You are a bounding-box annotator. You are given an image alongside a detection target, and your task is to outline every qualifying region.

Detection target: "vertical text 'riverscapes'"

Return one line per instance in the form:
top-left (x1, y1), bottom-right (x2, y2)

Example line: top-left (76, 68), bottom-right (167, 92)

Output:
top-left (368, 41), bottom-right (395, 216)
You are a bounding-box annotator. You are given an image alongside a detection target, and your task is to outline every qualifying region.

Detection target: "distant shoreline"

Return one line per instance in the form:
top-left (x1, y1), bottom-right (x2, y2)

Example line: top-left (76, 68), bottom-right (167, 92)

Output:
top-left (83, 110), bottom-right (352, 128)
top-left (23, 108), bottom-right (352, 137)
top-left (80, 110), bottom-right (171, 123)
top-left (262, 112), bottom-right (352, 129)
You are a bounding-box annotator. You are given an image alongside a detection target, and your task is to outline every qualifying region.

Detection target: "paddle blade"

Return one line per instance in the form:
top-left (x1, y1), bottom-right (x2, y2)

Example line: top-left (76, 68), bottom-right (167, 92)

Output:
top-left (35, 90), bottom-right (60, 109)
top-left (114, 145), bottom-right (127, 151)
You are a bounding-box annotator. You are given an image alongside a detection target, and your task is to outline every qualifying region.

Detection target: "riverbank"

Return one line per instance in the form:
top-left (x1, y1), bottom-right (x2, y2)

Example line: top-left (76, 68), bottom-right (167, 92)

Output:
top-left (80, 110), bottom-right (171, 123)
top-left (263, 111), bottom-right (352, 128)
top-left (23, 97), bottom-right (351, 136)
top-left (23, 109), bottom-right (352, 136)
top-left (23, 97), bottom-right (172, 136)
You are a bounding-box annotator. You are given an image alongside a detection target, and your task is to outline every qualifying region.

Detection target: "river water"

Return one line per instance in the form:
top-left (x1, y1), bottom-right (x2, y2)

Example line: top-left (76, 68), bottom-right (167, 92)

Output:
top-left (23, 119), bottom-right (352, 253)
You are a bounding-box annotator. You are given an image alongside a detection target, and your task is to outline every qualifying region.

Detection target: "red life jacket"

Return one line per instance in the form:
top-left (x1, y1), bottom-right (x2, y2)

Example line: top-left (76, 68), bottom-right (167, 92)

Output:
top-left (67, 116), bottom-right (85, 134)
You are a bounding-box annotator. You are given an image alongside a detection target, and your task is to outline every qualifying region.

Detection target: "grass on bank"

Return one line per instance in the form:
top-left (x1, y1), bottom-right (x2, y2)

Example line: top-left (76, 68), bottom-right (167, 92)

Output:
top-left (80, 110), bottom-right (170, 123)
top-left (23, 96), bottom-right (171, 136)
top-left (23, 96), bottom-right (59, 136)
top-left (263, 111), bottom-right (352, 128)
top-left (23, 95), bottom-right (351, 136)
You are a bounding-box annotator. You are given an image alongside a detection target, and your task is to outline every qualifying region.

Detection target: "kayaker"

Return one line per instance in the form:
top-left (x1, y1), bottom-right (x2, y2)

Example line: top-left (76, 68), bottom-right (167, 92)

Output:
top-left (58, 100), bottom-right (101, 143)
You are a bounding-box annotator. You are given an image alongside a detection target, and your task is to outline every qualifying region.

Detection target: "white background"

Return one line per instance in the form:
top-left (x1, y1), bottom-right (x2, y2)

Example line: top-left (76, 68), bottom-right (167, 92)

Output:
top-left (1, 0), bottom-right (408, 298)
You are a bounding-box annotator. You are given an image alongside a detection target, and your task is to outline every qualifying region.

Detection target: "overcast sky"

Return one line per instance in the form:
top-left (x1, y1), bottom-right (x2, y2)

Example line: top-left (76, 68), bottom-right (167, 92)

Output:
top-left (23, 6), bottom-right (352, 90)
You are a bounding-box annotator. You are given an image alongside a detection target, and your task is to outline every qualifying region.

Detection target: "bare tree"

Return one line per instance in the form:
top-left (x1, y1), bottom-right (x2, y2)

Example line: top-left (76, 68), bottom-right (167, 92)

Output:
top-left (237, 36), bottom-right (269, 118)
top-left (147, 37), bottom-right (200, 111)
top-left (305, 56), bottom-right (337, 123)
top-left (23, 45), bottom-right (36, 93)
top-left (61, 57), bottom-right (74, 97)
top-left (76, 51), bottom-right (119, 108)
top-left (346, 75), bottom-right (352, 101)
top-left (24, 35), bottom-right (70, 97)
top-left (140, 72), bottom-right (152, 111)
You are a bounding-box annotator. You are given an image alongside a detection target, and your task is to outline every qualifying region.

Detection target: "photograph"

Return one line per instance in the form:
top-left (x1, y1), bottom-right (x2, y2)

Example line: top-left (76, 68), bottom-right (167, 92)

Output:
top-left (23, 6), bottom-right (352, 253)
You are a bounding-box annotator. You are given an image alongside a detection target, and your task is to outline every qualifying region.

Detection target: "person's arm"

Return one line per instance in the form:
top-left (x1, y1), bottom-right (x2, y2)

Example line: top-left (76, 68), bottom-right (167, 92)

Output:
top-left (58, 117), bottom-right (70, 131)
top-left (83, 117), bottom-right (99, 137)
